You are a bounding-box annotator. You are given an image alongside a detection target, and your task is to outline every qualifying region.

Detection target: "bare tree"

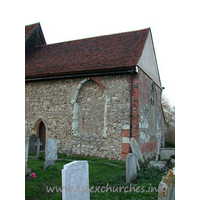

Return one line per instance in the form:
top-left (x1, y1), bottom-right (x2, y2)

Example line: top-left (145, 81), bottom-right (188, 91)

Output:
top-left (161, 96), bottom-right (175, 144)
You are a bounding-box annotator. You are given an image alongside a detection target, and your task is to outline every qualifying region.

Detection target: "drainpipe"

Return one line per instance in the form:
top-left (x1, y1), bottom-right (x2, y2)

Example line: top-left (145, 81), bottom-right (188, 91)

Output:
top-left (129, 69), bottom-right (134, 141)
top-left (130, 66), bottom-right (138, 152)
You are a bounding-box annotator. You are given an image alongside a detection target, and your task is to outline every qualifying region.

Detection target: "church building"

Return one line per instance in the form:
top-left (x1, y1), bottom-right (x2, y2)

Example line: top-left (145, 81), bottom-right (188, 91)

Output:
top-left (25, 22), bottom-right (164, 160)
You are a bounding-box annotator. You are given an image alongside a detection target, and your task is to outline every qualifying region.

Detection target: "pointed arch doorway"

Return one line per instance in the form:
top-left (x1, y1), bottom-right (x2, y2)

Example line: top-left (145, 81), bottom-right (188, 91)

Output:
top-left (39, 121), bottom-right (46, 151)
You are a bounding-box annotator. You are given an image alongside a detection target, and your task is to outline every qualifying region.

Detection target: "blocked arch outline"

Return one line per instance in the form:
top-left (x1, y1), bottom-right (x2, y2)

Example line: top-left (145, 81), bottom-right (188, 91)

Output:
top-left (72, 78), bottom-right (106, 136)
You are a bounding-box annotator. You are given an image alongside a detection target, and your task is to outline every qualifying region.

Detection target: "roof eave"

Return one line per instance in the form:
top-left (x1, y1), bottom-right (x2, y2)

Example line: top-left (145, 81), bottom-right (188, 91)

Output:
top-left (25, 66), bottom-right (138, 82)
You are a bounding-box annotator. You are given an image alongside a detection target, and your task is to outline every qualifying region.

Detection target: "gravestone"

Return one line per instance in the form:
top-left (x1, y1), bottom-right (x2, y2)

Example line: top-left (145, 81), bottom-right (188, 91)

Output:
top-left (25, 141), bottom-right (28, 168)
top-left (156, 133), bottom-right (162, 161)
top-left (148, 161), bottom-right (167, 171)
top-left (25, 141), bottom-right (31, 173)
top-left (130, 138), bottom-right (144, 162)
top-left (44, 138), bottom-right (57, 169)
top-left (35, 138), bottom-right (42, 158)
top-left (160, 148), bottom-right (175, 160)
top-left (67, 148), bottom-right (72, 157)
top-left (62, 161), bottom-right (90, 200)
top-left (29, 134), bottom-right (37, 153)
top-left (158, 168), bottom-right (175, 200)
top-left (126, 153), bottom-right (137, 184)
top-left (130, 138), bottom-right (144, 170)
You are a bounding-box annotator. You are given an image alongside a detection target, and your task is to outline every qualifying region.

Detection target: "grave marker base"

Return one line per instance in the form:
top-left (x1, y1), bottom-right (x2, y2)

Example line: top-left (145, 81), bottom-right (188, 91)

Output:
top-left (44, 161), bottom-right (54, 169)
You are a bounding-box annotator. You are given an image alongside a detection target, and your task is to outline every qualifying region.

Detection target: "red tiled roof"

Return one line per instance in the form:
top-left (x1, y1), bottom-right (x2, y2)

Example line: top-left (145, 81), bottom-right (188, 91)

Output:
top-left (25, 23), bottom-right (39, 40)
top-left (25, 28), bottom-right (150, 79)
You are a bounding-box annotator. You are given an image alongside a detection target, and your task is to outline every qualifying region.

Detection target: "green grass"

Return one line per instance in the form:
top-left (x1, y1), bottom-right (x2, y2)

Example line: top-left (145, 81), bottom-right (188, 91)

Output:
top-left (25, 154), bottom-right (166, 200)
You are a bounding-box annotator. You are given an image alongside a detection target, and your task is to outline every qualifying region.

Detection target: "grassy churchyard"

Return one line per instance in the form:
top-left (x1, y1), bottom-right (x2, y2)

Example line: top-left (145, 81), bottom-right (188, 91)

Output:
top-left (25, 152), bottom-right (170, 200)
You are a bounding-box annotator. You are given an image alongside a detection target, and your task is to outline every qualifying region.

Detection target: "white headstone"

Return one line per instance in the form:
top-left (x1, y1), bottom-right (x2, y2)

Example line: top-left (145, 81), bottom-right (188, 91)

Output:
top-left (126, 153), bottom-right (137, 183)
top-left (130, 138), bottom-right (144, 163)
top-left (62, 161), bottom-right (90, 200)
top-left (44, 138), bottom-right (57, 169)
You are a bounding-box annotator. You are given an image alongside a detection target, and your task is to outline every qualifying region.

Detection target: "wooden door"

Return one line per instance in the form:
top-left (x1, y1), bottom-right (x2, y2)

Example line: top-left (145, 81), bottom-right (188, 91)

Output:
top-left (39, 122), bottom-right (46, 151)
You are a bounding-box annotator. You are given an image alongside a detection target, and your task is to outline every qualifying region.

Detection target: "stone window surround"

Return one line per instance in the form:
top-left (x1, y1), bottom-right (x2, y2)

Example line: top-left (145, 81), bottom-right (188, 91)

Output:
top-left (149, 81), bottom-right (157, 133)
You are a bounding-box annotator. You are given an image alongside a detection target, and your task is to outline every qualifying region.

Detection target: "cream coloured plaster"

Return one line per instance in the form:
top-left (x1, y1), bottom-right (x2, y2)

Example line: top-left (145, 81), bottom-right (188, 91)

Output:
top-left (137, 31), bottom-right (162, 88)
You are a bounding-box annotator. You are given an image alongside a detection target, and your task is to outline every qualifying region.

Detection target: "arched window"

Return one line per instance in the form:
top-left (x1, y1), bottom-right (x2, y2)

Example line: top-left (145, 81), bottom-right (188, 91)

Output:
top-left (149, 82), bottom-right (156, 131)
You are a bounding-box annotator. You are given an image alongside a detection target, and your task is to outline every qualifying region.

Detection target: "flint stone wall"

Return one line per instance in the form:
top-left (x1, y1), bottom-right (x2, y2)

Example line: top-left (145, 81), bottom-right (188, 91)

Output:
top-left (25, 75), bottom-right (130, 160)
top-left (25, 72), bottom-right (163, 160)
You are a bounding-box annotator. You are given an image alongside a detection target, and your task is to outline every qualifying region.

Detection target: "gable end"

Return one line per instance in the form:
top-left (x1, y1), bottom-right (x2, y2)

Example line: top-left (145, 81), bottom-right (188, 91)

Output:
top-left (25, 23), bottom-right (46, 57)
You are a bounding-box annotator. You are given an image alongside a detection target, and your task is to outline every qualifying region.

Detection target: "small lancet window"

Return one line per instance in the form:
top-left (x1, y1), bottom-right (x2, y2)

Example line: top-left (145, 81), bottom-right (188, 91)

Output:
top-left (150, 83), bottom-right (156, 130)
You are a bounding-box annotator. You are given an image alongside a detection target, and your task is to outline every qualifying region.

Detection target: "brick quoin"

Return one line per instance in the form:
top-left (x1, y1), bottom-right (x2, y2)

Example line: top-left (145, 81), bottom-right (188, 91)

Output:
top-left (120, 129), bottom-right (130, 159)
top-left (126, 74), bottom-right (140, 160)
top-left (119, 129), bottom-right (129, 137)
top-left (132, 74), bottom-right (139, 142)
top-left (121, 143), bottom-right (130, 159)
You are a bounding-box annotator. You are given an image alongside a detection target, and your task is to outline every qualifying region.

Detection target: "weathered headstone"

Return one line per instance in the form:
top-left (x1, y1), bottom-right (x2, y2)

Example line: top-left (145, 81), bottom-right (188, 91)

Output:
top-left (67, 148), bottom-right (72, 157)
top-left (130, 137), bottom-right (144, 170)
top-left (25, 141), bottom-right (31, 173)
top-left (148, 161), bottom-right (167, 171)
top-left (62, 161), bottom-right (90, 200)
top-left (126, 153), bottom-right (137, 184)
top-left (158, 168), bottom-right (175, 200)
top-left (160, 148), bottom-right (175, 160)
top-left (44, 138), bottom-right (57, 169)
top-left (35, 138), bottom-right (42, 157)
top-left (29, 134), bottom-right (37, 153)
top-left (130, 138), bottom-right (144, 163)
top-left (156, 133), bottom-right (162, 161)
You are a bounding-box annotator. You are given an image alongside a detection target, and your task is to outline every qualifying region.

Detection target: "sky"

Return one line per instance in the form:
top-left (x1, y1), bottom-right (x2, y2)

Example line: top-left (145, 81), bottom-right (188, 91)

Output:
top-left (23, 0), bottom-right (200, 107)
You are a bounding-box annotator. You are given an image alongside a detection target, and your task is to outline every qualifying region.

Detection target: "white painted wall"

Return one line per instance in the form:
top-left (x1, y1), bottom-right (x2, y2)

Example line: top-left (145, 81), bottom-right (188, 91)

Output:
top-left (137, 31), bottom-right (162, 88)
